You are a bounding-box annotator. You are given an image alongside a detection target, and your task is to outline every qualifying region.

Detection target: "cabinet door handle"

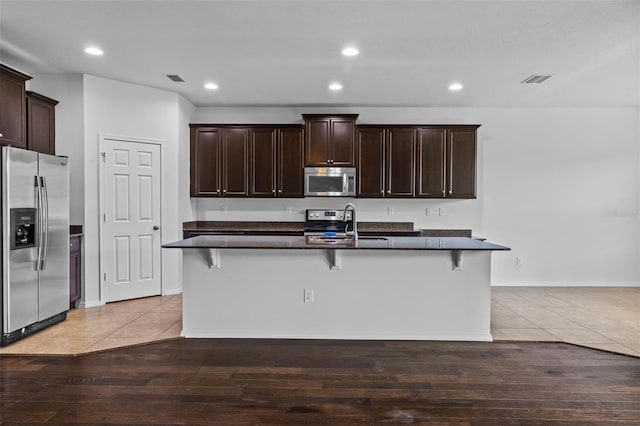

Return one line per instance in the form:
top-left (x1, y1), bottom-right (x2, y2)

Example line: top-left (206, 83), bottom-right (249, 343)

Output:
top-left (448, 140), bottom-right (453, 195)
top-left (272, 189), bottom-right (276, 194)
top-left (441, 140), bottom-right (447, 197)
top-left (0, 132), bottom-right (3, 138)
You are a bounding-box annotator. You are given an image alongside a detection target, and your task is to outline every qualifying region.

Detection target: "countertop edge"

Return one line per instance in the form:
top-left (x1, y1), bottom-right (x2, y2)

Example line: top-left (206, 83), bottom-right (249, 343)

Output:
top-left (163, 236), bottom-right (510, 251)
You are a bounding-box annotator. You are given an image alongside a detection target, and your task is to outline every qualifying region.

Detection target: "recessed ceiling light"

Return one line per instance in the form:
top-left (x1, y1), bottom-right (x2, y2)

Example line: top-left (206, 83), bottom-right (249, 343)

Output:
top-left (84, 47), bottom-right (103, 56)
top-left (342, 46), bottom-right (359, 57)
top-left (204, 82), bottom-right (218, 90)
top-left (448, 82), bottom-right (463, 91)
top-left (329, 82), bottom-right (343, 91)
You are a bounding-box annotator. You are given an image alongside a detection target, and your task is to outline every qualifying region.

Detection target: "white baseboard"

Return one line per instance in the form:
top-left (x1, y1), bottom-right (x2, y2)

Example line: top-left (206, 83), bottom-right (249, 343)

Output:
top-left (77, 299), bottom-right (105, 308)
top-left (181, 330), bottom-right (494, 342)
top-left (163, 286), bottom-right (183, 296)
top-left (491, 281), bottom-right (640, 287)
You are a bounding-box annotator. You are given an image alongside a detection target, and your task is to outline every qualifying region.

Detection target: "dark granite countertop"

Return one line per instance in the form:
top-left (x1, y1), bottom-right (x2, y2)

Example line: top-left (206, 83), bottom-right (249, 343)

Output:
top-left (164, 235), bottom-right (509, 251)
top-left (183, 221), bottom-right (304, 233)
top-left (70, 225), bottom-right (83, 237)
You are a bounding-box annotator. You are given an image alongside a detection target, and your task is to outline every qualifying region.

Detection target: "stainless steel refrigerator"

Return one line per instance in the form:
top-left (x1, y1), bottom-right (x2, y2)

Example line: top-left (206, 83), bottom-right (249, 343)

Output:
top-left (1, 146), bottom-right (69, 346)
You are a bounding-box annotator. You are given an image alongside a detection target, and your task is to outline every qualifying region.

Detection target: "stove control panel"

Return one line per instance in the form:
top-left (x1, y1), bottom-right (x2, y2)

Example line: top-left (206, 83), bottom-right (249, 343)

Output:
top-left (306, 209), bottom-right (352, 221)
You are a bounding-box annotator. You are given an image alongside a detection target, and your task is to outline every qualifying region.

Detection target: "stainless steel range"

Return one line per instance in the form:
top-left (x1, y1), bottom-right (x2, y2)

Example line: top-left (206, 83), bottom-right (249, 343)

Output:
top-left (304, 208), bottom-right (355, 237)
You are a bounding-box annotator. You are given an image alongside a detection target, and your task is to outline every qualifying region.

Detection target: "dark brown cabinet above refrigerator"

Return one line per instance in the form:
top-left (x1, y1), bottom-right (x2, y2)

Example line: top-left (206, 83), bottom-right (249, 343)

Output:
top-left (26, 91), bottom-right (58, 155)
top-left (0, 64), bottom-right (32, 149)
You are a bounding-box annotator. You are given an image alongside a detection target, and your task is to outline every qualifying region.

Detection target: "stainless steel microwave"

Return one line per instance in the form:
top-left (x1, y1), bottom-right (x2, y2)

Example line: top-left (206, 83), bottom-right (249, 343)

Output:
top-left (304, 167), bottom-right (356, 197)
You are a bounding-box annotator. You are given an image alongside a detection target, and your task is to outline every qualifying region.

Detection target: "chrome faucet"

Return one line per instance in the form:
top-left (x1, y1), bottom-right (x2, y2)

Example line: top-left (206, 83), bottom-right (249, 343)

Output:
top-left (343, 203), bottom-right (358, 242)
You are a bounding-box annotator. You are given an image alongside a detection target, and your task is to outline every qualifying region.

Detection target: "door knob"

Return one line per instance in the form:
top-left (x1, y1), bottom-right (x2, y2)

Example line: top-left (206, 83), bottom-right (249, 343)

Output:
top-left (153, 225), bottom-right (160, 231)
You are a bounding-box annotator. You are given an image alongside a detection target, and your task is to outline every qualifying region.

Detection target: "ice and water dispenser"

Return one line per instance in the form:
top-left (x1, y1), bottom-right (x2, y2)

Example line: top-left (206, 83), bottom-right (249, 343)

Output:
top-left (10, 208), bottom-right (36, 250)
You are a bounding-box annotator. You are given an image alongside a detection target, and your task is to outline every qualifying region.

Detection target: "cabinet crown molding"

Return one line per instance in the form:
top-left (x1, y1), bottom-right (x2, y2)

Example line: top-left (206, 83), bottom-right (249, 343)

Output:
top-left (0, 64), bottom-right (32, 81)
top-left (26, 91), bottom-right (59, 105)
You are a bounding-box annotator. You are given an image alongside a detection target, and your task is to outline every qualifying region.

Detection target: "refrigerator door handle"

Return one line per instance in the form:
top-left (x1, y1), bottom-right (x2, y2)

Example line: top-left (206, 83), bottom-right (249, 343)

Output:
top-left (40, 176), bottom-right (49, 270)
top-left (35, 176), bottom-right (43, 271)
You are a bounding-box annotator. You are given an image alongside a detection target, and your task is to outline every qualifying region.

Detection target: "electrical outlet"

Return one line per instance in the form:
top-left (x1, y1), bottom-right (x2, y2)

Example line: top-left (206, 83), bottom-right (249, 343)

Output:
top-left (516, 256), bottom-right (523, 266)
top-left (388, 207), bottom-right (395, 216)
top-left (220, 205), bottom-right (228, 214)
top-left (439, 207), bottom-right (446, 216)
top-left (426, 208), bottom-right (433, 216)
top-left (303, 289), bottom-right (314, 304)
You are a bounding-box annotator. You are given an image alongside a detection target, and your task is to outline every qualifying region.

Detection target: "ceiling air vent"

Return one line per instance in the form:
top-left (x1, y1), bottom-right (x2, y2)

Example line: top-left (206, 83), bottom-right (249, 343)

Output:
top-left (521, 75), bottom-right (552, 84)
top-left (166, 74), bottom-right (184, 82)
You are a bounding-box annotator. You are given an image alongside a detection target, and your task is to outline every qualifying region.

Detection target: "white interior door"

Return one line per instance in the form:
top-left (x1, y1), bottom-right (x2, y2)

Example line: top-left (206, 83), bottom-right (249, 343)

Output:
top-left (100, 137), bottom-right (161, 303)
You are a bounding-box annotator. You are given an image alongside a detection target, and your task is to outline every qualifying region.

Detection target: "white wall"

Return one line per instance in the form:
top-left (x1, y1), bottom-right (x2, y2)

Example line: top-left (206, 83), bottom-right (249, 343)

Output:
top-left (82, 75), bottom-right (192, 305)
top-left (13, 71), bottom-right (640, 297)
top-left (192, 106), bottom-right (640, 287)
top-left (28, 74), bottom-right (85, 225)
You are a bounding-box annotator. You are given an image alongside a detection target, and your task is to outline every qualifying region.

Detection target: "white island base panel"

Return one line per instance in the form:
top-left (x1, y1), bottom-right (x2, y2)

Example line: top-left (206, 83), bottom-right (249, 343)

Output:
top-left (181, 249), bottom-right (493, 341)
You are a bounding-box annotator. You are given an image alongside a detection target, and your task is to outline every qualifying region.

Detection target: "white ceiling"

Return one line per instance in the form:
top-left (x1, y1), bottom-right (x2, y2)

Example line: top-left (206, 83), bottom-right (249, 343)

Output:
top-left (1, 0), bottom-right (639, 108)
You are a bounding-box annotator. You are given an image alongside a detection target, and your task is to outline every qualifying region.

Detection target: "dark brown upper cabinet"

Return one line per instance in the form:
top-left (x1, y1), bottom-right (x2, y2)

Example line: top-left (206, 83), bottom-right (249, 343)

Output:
top-left (190, 127), bottom-right (222, 197)
top-left (250, 126), bottom-right (304, 197)
top-left (277, 126), bottom-right (305, 197)
top-left (222, 128), bottom-right (250, 196)
top-left (386, 127), bottom-right (416, 197)
top-left (357, 126), bottom-right (416, 198)
top-left (26, 91), bottom-right (58, 155)
top-left (250, 127), bottom-right (277, 197)
top-left (416, 126), bottom-right (478, 198)
top-left (190, 126), bottom-right (249, 197)
top-left (191, 120), bottom-right (478, 200)
top-left (0, 64), bottom-right (32, 149)
top-left (303, 114), bottom-right (358, 166)
top-left (356, 127), bottom-right (385, 197)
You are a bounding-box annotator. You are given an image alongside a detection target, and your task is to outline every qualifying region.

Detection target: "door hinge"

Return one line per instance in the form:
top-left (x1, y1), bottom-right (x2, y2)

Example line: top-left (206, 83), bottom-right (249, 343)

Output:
top-left (103, 272), bottom-right (107, 281)
top-left (103, 213), bottom-right (106, 222)
top-left (101, 152), bottom-right (106, 162)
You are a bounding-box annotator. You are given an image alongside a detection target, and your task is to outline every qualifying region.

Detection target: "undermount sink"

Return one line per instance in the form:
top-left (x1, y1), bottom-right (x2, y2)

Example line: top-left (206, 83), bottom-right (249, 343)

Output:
top-left (305, 235), bottom-right (388, 245)
top-left (306, 236), bottom-right (353, 244)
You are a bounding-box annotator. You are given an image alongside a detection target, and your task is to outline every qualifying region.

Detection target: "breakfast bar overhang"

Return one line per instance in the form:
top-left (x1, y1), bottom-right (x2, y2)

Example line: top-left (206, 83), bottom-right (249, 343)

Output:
top-left (164, 236), bottom-right (510, 341)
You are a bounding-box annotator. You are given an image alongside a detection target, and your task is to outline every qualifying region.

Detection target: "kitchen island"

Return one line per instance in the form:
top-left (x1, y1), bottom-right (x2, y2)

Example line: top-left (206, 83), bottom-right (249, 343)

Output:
top-left (164, 235), bottom-right (509, 341)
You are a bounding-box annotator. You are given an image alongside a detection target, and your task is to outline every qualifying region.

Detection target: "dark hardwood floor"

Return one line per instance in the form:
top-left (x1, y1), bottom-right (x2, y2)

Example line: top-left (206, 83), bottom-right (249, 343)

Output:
top-left (1, 339), bottom-right (638, 425)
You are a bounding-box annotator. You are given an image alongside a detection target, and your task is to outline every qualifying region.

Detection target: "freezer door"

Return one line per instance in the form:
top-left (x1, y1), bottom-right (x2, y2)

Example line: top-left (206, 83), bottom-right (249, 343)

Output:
top-left (2, 147), bottom-right (39, 333)
top-left (37, 153), bottom-right (69, 320)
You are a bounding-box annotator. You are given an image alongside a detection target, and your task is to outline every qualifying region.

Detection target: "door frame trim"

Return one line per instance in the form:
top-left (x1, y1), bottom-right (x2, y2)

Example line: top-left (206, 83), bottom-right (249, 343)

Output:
top-left (98, 133), bottom-right (164, 304)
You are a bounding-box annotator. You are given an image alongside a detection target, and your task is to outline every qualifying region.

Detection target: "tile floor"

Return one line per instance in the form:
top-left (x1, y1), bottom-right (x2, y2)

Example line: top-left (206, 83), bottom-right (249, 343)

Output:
top-left (492, 287), bottom-right (640, 357)
top-left (0, 294), bottom-right (182, 356)
top-left (0, 287), bottom-right (638, 357)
